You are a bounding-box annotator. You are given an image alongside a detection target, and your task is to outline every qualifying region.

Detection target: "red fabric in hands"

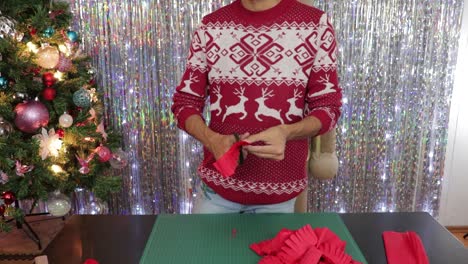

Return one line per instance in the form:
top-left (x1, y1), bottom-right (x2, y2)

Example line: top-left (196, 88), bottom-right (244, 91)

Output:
top-left (213, 140), bottom-right (250, 177)
top-left (382, 231), bottom-right (429, 264)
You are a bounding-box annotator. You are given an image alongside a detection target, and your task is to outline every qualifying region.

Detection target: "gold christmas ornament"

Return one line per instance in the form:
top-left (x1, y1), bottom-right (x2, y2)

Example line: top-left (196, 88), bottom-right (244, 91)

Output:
top-left (35, 45), bottom-right (60, 69)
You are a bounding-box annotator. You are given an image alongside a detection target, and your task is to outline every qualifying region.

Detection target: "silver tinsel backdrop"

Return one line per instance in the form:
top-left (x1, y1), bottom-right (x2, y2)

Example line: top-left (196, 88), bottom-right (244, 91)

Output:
top-left (69, 0), bottom-right (464, 217)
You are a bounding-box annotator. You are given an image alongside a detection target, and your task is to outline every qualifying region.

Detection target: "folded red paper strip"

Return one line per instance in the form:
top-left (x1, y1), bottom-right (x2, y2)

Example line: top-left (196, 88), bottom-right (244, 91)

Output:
top-left (250, 225), bottom-right (362, 264)
top-left (213, 140), bottom-right (251, 177)
top-left (382, 231), bottom-right (429, 264)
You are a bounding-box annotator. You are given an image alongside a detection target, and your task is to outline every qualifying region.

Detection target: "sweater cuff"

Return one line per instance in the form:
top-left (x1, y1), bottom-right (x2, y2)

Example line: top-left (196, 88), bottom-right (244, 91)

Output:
top-left (176, 107), bottom-right (202, 130)
top-left (307, 109), bottom-right (333, 135)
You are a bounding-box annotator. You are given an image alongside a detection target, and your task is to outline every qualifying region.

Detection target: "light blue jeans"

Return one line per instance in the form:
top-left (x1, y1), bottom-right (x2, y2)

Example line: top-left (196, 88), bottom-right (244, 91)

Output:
top-left (193, 182), bottom-right (296, 214)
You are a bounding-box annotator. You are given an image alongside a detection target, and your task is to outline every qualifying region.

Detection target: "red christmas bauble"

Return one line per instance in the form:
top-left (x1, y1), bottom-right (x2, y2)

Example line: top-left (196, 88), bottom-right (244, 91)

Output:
top-left (1, 191), bottom-right (16, 205)
top-left (42, 72), bottom-right (56, 87)
top-left (0, 204), bottom-right (5, 216)
top-left (56, 128), bottom-right (65, 138)
top-left (32, 67), bottom-right (41, 75)
top-left (95, 145), bottom-right (112, 162)
top-left (42, 87), bottom-right (57, 100)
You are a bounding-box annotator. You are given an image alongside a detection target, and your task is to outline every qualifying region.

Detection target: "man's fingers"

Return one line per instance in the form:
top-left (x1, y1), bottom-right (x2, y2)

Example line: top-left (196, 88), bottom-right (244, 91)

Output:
top-left (239, 132), bottom-right (250, 140)
top-left (244, 132), bottom-right (265, 144)
top-left (249, 152), bottom-right (284, 160)
top-left (244, 145), bottom-right (283, 155)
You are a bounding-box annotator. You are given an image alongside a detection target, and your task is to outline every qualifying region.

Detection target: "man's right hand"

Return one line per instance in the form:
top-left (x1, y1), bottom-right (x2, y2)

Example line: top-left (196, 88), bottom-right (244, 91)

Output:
top-left (206, 132), bottom-right (251, 160)
top-left (184, 114), bottom-right (251, 161)
top-left (206, 132), bottom-right (237, 160)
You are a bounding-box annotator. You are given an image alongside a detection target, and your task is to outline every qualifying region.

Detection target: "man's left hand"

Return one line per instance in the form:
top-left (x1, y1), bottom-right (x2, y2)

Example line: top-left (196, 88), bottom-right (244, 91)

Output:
top-left (244, 125), bottom-right (288, 160)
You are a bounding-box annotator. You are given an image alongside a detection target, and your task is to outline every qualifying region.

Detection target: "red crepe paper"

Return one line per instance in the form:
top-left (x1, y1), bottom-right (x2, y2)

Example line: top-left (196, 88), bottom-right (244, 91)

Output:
top-left (277, 225), bottom-right (318, 263)
top-left (260, 255), bottom-right (284, 264)
top-left (299, 246), bottom-right (322, 264)
top-left (315, 227), bottom-right (346, 250)
top-left (250, 225), bottom-right (361, 264)
top-left (250, 228), bottom-right (294, 256)
top-left (382, 231), bottom-right (429, 264)
top-left (83, 259), bottom-right (99, 264)
top-left (213, 140), bottom-right (250, 177)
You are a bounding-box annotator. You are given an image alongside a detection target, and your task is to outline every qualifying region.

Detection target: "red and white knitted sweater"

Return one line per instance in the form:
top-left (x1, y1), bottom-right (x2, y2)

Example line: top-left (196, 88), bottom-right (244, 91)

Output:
top-left (172, 0), bottom-right (342, 205)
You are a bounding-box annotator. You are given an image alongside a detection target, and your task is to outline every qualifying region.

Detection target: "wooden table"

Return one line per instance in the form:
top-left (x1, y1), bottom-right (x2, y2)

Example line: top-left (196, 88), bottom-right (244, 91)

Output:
top-left (43, 212), bottom-right (468, 264)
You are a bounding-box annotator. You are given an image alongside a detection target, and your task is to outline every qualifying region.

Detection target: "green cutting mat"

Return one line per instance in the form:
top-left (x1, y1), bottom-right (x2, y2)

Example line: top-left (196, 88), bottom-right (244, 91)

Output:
top-left (140, 213), bottom-right (367, 264)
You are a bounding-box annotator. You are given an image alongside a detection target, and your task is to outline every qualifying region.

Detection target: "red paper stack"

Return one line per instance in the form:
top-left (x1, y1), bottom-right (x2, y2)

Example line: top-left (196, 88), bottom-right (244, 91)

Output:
top-left (382, 231), bottom-right (429, 264)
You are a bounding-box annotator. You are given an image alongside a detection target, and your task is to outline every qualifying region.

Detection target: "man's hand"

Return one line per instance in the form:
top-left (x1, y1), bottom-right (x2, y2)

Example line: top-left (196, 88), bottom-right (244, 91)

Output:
top-left (185, 115), bottom-right (235, 160)
top-left (206, 132), bottom-right (251, 160)
top-left (243, 116), bottom-right (322, 160)
top-left (244, 125), bottom-right (288, 160)
top-left (206, 133), bottom-right (236, 160)
top-left (239, 132), bottom-right (250, 161)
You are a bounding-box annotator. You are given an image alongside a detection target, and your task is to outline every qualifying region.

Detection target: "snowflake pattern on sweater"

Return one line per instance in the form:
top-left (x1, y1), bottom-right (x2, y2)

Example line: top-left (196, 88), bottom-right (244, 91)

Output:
top-left (172, 0), bottom-right (342, 204)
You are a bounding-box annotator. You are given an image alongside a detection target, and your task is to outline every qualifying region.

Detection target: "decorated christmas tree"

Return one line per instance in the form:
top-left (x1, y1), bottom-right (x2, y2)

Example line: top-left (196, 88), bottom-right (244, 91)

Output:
top-left (0, 0), bottom-right (125, 232)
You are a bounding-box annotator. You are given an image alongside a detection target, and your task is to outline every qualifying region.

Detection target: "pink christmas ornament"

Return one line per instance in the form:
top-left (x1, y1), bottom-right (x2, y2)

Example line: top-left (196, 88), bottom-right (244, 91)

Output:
top-left (15, 160), bottom-right (34, 176)
top-left (95, 145), bottom-right (112, 162)
top-left (55, 53), bottom-right (73, 72)
top-left (76, 153), bottom-right (95, 174)
top-left (14, 100), bottom-right (49, 133)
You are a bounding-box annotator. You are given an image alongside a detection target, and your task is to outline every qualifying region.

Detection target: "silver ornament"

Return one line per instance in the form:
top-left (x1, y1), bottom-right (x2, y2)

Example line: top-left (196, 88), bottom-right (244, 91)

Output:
top-left (85, 197), bottom-right (109, 215)
top-left (46, 190), bottom-right (71, 217)
top-left (87, 66), bottom-right (97, 78)
top-left (0, 11), bottom-right (17, 39)
top-left (14, 92), bottom-right (30, 101)
top-left (0, 116), bottom-right (14, 137)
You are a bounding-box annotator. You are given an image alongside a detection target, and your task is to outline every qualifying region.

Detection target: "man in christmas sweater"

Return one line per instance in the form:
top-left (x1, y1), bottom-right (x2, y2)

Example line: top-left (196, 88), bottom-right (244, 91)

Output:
top-left (172, 0), bottom-right (342, 213)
